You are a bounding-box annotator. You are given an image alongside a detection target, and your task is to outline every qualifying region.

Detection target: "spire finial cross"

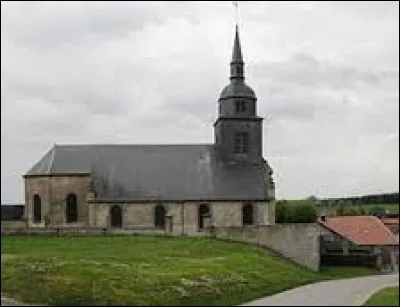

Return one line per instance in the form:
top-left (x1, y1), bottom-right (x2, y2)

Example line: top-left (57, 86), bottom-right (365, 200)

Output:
top-left (232, 1), bottom-right (239, 26)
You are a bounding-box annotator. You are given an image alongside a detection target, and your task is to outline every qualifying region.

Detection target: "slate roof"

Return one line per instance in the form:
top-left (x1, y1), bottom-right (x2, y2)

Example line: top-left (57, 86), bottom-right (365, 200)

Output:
top-left (219, 25), bottom-right (256, 101)
top-left (318, 216), bottom-right (399, 246)
top-left (219, 81), bottom-right (256, 100)
top-left (231, 25), bottom-right (243, 64)
top-left (26, 144), bottom-right (272, 202)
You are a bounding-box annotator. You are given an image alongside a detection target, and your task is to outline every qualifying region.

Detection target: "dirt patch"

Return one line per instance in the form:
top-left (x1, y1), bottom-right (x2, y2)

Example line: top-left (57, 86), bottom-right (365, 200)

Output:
top-left (1, 254), bottom-right (20, 263)
top-left (1, 295), bottom-right (39, 306)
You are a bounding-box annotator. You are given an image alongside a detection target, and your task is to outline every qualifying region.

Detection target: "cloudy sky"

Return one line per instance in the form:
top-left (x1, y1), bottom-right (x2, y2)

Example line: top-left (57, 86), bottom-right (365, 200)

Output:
top-left (1, 1), bottom-right (399, 203)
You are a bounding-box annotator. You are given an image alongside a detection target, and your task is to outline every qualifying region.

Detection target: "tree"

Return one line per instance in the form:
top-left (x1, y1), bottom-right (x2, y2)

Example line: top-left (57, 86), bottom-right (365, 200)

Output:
top-left (336, 202), bottom-right (345, 216)
top-left (306, 195), bottom-right (317, 202)
top-left (370, 206), bottom-right (386, 216)
top-left (343, 207), bottom-right (359, 216)
top-left (292, 204), bottom-right (317, 223)
top-left (358, 206), bottom-right (367, 216)
top-left (275, 202), bottom-right (316, 223)
top-left (275, 202), bottom-right (287, 223)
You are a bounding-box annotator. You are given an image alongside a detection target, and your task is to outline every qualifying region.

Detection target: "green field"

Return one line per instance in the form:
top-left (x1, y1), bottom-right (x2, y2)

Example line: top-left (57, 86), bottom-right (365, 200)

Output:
top-left (364, 286), bottom-right (399, 306)
top-left (1, 235), bottom-right (379, 306)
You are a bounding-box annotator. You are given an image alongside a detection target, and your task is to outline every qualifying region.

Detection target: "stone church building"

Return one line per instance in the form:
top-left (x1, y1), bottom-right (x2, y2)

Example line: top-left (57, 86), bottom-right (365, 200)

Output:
top-left (23, 26), bottom-right (276, 236)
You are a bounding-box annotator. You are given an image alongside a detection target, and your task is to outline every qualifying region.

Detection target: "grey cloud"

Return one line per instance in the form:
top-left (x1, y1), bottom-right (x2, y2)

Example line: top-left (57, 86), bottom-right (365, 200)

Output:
top-left (1, 1), bottom-right (199, 49)
top-left (1, 2), bottom-right (398, 202)
top-left (254, 53), bottom-right (397, 90)
top-left (330, 1), bottom-right (399, 20)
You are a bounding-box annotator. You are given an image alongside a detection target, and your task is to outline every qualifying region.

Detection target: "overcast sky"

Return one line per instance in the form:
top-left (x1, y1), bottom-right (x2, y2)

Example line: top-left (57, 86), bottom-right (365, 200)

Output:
top-left (1, 1), bottom-right (399, 203)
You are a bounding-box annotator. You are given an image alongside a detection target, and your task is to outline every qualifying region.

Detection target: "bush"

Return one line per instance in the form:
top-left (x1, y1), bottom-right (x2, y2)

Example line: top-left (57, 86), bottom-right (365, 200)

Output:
top-left (292, 204), bottom-right (317, 223)
top-left (275, 201), bottom-right (287, 223)
top-left (336, 202), bottom-right (345, 216)
top-left (342, 208), bottom-right (360, 216)
top-left (370, 206), bottom-right (386, 216)
top-left (276, 202), bottom-right (317, 223)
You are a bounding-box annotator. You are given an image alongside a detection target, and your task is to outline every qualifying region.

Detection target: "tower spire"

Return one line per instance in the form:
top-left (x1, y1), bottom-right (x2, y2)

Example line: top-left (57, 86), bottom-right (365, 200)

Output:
top-left (231, 25), bottom-right (243, 63)
top-left (230, 24), bottom-right (244, 80)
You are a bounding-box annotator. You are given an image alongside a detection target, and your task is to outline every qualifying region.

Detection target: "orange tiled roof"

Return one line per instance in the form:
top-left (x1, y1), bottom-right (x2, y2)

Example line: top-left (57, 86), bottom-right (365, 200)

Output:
top-left (318, 216), bottom-right (398, 246)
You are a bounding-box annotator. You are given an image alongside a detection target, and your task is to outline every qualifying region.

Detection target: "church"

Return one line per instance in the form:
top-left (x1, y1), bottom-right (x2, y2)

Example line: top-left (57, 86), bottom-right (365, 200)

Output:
top-left (23, 26), bottom-right (276, 235)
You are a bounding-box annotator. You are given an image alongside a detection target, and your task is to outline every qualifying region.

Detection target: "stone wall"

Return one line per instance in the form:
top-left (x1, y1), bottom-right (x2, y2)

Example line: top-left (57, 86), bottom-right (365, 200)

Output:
top-left (25, 175), bottom-right (91, 227)
top-left (1, 221), bottom-right (28, 232)
top-left (209, 223), bottom-right (320, 271)
top-left (87, 200), bottom-right (275, 236)
top-left (24, 175), bottom-right (275, 233)
top-left (1, 227), bottom-right (167, 236)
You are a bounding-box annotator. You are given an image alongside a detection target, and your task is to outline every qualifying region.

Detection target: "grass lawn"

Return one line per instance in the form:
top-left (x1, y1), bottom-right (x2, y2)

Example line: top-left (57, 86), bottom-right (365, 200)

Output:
top-left (1, 235), bottom-right (380, 306)
top-left (364, 286), bottom-right (399, 306)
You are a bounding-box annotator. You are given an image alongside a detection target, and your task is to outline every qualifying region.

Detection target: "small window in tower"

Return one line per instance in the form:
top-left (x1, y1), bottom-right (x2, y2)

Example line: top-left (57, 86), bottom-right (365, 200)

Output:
top-left (235, 100), bottom-right (246, 113)
top-left (234, 132), bottom-right (249, 154)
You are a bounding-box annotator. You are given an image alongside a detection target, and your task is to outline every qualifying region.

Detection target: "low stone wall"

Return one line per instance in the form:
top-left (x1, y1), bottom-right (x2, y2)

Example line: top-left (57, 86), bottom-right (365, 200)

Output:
top-left (1, 227), bottom-right (167, 236)
top-left (209, 223), bottom-right (320, 271)
top-left (1, 220), bottom-right (28, 232)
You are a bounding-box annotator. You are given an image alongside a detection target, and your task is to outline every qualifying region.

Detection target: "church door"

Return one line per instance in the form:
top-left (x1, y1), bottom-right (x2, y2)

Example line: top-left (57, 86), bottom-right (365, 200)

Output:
top-left (110, 205), bottom-right (122, 228)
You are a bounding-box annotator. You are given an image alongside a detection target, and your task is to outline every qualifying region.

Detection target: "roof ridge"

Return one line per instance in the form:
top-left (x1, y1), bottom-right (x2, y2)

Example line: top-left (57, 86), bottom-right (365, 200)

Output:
top-left (47, 146), bottom-right (57, 174)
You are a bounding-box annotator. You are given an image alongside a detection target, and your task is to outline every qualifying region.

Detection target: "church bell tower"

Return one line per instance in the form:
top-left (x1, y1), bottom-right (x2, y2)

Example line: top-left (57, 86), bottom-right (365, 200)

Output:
top-left (214, 26), bottom-right (263, 164)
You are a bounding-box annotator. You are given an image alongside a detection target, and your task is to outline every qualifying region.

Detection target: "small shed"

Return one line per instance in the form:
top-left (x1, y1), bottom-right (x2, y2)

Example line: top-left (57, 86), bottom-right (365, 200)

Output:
top-left (318, 215), bottom-right (399, 272)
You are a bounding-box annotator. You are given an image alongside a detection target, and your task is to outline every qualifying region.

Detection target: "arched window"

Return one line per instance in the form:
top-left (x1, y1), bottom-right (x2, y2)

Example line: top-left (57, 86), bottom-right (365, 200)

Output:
top-left (242, 203), bottom-right (254, 225)
top-left (33, 194), bottom-right (41, 223)
top-left (110, 205), bottom-right (122, 228)
top-left (66, 193), bottom-right (78, 223)
top-left (198, 203), bottom-right (211, 230)
top-left (154, 204), bottom-right (166, 229)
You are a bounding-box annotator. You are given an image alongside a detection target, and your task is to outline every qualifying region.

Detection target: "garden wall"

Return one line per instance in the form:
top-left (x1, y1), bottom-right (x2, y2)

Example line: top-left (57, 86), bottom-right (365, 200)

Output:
top-left (208, 223), bottom-right (320, 271)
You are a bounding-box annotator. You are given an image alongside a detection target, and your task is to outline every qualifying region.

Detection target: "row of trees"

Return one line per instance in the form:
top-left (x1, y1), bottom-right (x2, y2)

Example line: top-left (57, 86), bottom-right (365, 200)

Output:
top-left (321, 192), bottom-right (399, 205)
top-left (335, 204), bottom-right (388, 216)
top-left (275, 197), bottom-right (393, 223)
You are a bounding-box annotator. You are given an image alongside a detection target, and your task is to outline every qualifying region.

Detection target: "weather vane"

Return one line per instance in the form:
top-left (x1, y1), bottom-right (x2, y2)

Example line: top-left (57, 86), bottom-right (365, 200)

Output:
top-left (232, 1), bottom-right (239, 26)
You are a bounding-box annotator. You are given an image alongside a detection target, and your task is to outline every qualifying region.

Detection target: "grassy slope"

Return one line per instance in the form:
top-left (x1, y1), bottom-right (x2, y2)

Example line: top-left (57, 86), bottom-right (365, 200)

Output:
top-left (1, 235), bottom-right (379, 306)
top-left (364, 286), bottom-right (399, 306)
